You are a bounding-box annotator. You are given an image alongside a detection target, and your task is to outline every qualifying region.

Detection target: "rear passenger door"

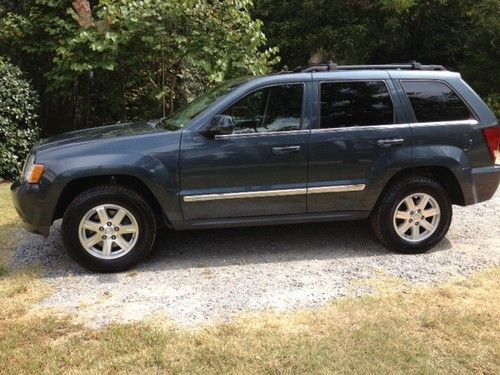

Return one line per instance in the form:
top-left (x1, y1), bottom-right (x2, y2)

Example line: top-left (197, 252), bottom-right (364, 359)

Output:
top-left (308, 75), bottom-right (412, 213)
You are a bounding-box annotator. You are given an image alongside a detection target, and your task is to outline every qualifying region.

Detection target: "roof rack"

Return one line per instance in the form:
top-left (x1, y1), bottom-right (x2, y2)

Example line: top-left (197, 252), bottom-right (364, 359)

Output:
top-left (288, 61), bottom-right (446, 73)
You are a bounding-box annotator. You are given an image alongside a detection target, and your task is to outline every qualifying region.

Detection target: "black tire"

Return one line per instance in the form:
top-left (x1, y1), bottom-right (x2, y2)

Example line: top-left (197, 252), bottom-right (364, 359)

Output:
top-left (370, 176), bottom-right (452, 254)
top-left (62, 185), bottom-right (156, 272)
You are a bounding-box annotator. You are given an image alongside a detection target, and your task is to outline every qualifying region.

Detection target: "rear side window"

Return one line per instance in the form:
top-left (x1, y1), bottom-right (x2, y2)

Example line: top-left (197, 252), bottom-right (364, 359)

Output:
top-left (401, 81), bottom-right (472, 122)
top-left (320, 81), bottom-right (394, 128)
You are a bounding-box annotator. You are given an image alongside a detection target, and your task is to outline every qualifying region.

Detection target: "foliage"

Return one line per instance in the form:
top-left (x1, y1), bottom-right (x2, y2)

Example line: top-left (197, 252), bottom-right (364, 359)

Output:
top-left (253, 0), bottom-right (499, 99)
top-left (0, 58), bottom-right (39, 181)
top-left (485, 94), bottom-right (500, 118)
top-left (0, 0), bottom-right (278, 135)
top-left (0, 0), bottom-right (498, 136)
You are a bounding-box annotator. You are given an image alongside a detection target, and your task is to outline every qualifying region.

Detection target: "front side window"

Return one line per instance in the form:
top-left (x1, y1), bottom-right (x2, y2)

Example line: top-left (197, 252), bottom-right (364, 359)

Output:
top-left (223, 84), bottom-right (304, 134)
top-left (161, 77), bottom-right (250, 130)
top-left (401, 80), bottom-right (472, 122)
top-left (320, 81), bottom-right (394, 128)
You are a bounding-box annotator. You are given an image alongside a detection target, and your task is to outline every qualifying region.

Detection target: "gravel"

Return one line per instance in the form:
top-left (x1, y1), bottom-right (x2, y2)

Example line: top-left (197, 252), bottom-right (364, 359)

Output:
top-left (11, 189), bottom-right (500, 328)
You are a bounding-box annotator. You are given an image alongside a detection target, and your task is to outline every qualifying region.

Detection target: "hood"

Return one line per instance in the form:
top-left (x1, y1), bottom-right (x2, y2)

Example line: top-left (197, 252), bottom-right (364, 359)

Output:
top-left (34, 121), bottom-right (168, 153)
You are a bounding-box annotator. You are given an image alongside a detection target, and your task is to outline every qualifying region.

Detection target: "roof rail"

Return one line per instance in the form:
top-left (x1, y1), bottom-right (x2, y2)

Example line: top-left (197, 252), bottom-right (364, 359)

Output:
top-left (288, 61), bottom-right (446, 73)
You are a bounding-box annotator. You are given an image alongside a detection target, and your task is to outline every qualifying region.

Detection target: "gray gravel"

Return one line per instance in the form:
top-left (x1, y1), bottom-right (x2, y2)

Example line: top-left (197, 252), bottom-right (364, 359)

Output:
top-left (12, 189), bottom-right (500, 327)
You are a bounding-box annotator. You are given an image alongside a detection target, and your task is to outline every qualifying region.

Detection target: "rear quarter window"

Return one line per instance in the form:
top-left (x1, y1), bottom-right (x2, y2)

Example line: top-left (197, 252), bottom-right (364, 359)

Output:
top-left (401, 80), bottom-right (473, 123)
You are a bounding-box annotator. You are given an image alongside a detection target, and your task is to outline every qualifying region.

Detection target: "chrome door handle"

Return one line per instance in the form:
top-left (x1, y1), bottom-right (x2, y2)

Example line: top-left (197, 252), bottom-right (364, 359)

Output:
top-left (272, 146), bottom-right (301, 155)
top-left (377, 138), bottom-right (404, 148)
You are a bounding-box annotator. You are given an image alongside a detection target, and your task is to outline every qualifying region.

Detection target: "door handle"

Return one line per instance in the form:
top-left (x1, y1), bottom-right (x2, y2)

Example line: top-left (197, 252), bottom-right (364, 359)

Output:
top-left (272, 146), bottom-right (301, 155)
top-left (377, 138), bottom-right (404, 148)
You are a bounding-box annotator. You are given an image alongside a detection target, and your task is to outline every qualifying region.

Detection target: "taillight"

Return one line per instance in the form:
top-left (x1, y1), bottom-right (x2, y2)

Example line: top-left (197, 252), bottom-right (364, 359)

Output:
top-left (482, 126), bottom-right (500, 161)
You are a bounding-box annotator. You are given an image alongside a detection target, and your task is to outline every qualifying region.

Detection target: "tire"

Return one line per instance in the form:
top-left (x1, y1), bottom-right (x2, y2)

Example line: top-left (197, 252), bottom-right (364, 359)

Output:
top-left (62, 185), bottom-right (156, 272)
top-left (370, 176), bottom-right (452, 254)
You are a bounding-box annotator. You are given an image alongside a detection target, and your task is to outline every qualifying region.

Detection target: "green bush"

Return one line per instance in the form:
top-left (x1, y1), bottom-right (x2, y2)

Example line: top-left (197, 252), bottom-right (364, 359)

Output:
top-left (0, 0), bottom-right (278, 134)
top-left (485, 94), bottom-right (500, 119)
top-left (0, 58), bottom-right (40, 181)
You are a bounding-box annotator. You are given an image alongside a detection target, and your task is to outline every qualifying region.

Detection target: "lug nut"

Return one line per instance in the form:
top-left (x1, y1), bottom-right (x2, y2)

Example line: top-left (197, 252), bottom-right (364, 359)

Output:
top-left (409, 219), bottom-right (413, 223)
top-left (107, 222), bottom-right (112, 226)
top-left (421, 215), bottom-right (425, 219)
top-left (111, 235), bottom-right (116, 240)
top-left (417, 209), bottom-right (421, 213)
top-left (99, 227), bottom-right (104, 231)
top-left (415, 222), bottom-right (419, 226)
top-left (410, 211), bottom-right (414, 215)
top-left (115, 227), bottom-right (119, 231)
top-left (102, 235), bottom-right (107, 239)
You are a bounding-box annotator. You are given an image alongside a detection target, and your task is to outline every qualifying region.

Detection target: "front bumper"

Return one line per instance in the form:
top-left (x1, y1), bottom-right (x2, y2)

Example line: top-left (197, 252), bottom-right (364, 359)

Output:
top-left (11, 181), bottom-right (51, 236)
top-left (469, 164), bottom-right (500, 204)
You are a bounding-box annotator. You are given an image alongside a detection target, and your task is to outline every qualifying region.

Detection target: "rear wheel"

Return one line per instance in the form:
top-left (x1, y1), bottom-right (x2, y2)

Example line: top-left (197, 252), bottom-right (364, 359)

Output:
top-left (371, 176), bottom-right (452, 253)
top-left (62, 185), bottom-right (156, 272)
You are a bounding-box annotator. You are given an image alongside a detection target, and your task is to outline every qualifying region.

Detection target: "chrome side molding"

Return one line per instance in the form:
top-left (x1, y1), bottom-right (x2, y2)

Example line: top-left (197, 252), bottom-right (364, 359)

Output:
top-left (183, 184), bottom-right (366, 202)
top-left (183, 188), bottom-right (307, 202)
top-left (308, 184), bottom-right (366, 194)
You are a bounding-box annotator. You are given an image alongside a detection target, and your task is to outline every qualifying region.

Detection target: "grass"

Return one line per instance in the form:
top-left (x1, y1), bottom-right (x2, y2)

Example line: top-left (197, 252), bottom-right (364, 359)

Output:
top-left (0, 182), bottom-right (21, 270)
top-left (0, 183), bottom-right (499, 374)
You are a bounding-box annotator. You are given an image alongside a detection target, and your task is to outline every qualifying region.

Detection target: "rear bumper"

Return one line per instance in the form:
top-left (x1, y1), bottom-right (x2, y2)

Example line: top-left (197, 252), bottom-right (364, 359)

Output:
top-left (11, 181), bottom-right (51, 236)
top-left (467, 164), bottom-right (500, 204)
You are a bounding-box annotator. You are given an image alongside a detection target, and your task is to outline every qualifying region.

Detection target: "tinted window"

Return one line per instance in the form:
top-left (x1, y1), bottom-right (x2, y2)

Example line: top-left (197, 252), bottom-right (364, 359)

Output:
top-left (223, 84), bottom-right (303, 134)
top-left (401, 81), bottom-right (472, 122)
top-left (320, 81), bottom-right (394, 128)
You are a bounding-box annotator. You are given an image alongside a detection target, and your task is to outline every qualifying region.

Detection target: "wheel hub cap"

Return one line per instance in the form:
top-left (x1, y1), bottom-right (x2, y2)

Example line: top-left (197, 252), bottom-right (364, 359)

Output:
top-left (393, 193), bottom-right (441, 243)
top-left (78, 204), bottom-right (139, 260)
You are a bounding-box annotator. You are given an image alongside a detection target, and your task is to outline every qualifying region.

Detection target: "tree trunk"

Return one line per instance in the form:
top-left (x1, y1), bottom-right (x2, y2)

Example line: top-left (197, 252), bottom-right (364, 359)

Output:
top-left (72, 0), bottom-right (94, 29)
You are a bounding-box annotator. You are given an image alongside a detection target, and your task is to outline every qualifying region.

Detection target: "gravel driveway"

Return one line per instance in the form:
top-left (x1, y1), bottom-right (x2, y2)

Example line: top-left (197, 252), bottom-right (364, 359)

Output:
top-left (12, 189), bottom-right (500, 327)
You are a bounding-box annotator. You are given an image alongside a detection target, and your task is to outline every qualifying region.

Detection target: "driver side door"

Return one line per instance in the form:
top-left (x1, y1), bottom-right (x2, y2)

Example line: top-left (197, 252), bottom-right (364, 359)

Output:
top-left (179, 82), bottom-right (310, 221)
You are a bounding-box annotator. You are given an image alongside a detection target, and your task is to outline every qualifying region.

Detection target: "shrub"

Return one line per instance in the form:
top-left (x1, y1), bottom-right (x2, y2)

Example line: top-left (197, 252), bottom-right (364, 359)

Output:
top-left (0, 58), bottom-right (40, 181)
top-left (485, 93), bottom-right (500, 118)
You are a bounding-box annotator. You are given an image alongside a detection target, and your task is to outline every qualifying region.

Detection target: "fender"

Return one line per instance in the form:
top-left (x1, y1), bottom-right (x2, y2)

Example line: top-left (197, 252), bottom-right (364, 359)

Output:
top-left (363, 144), bottom-right (473, 211)
top-left (52, 157), bottom-right (181, 222)
top-left (412, 144), bottom-right (474, 204)
top-left (33, 131), bottom-right (182, 227)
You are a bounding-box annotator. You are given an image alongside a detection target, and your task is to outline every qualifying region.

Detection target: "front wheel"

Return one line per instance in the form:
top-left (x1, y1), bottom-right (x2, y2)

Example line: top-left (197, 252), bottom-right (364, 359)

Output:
top-left (62, 185), bottom-right (156, 272)
top-left (371, 176), bottom-right (452, 253)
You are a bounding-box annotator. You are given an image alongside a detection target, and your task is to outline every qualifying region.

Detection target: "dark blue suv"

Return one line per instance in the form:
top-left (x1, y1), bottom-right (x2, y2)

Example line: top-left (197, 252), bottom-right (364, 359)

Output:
top-left (11, 63), bottom-right (500, 272)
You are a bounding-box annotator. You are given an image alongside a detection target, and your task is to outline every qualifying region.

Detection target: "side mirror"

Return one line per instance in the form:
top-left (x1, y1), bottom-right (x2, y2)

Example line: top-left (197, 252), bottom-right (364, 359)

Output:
top-left (206, 115), bottom-right (234, 137)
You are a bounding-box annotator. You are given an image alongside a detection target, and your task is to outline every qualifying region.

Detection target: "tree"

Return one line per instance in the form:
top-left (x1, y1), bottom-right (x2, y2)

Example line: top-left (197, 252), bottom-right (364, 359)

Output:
top-left (253, 0), bottom-right (499, 100)
top-left (0, 0), bottom-right (278, 135)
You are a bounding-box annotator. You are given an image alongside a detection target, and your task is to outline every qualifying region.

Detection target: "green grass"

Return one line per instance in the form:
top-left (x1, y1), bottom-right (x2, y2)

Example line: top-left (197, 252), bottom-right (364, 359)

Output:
top-left (0, 183), bottom-right (499, 374)
top-left (0, 182), bottom-right (20, 267)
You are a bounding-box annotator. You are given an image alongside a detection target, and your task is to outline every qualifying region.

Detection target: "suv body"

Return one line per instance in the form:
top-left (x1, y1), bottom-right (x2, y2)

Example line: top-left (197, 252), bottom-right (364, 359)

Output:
top-left (11, 63), bottom-right (500, 271)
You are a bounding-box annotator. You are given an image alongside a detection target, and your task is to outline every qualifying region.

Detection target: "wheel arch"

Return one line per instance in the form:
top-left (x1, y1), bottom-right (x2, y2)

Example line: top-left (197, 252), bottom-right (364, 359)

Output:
top-left (53, 175), bottom-right (172, 228)
top-left (377, 166), bottom-right (465, 208)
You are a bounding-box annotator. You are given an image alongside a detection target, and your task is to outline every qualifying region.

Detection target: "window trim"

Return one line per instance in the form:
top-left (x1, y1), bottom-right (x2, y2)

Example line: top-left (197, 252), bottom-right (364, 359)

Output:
top-left (399, 79), bottom-right (478, 123)
top-left (318, 79), bottom-right (396, 130)
top-left (214, 82), bottom-right (307, 137)
top-left (214, 129), bottom-right (310, 139)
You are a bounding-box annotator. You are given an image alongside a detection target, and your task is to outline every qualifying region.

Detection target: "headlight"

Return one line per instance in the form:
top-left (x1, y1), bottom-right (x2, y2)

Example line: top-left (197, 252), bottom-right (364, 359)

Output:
top-left (22, 154), bottom-right (44, 184)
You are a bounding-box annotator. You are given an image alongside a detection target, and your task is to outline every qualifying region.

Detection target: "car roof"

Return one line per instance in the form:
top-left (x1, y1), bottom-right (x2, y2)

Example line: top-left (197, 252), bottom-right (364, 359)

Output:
top-left (258, 62), bottom-right (462, 82)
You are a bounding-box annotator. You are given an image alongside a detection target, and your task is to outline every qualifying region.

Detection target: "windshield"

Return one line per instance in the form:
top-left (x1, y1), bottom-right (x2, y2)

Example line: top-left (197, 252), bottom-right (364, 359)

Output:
top-left (161, 77), bottom-right (250, 130)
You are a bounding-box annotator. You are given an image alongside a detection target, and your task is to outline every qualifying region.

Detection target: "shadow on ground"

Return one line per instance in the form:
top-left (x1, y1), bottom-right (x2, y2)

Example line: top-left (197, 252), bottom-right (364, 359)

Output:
top-left (11, 219), bottom-right (452, 278)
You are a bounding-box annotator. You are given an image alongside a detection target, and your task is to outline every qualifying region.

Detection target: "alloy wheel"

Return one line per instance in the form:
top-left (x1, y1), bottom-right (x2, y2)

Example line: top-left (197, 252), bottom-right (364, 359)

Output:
top-left (78, 204), bottom-right (139, 259)
top-left (392, 193), bottom-right (441, 243)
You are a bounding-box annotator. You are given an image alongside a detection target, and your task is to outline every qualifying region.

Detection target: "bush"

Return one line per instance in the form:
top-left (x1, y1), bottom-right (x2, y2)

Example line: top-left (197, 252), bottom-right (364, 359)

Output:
top-left (0, 58), bottom-right (40, 181)
top-left (0, 0), bottom-right (278, 134)
top-left (485, 94), bottom-right (500, 118)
